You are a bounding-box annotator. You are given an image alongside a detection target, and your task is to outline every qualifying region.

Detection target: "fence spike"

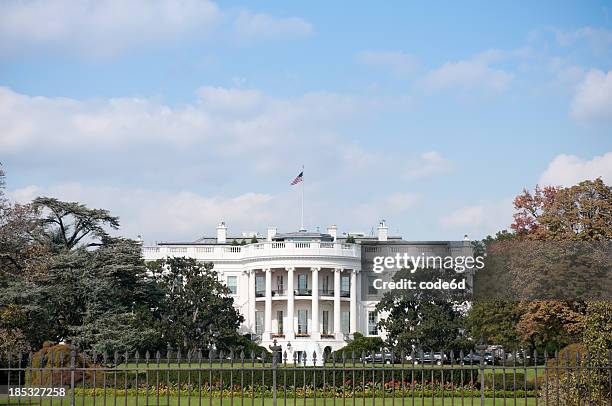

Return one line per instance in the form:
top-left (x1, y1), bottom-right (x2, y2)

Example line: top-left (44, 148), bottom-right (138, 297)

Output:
top-left (145, 350), bottom-right (150, 361)
top-left (282, 350), bottom-right (287, 363)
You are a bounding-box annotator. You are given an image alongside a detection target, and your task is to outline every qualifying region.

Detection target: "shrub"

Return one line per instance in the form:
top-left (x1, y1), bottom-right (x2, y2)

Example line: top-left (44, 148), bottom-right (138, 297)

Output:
top-left (83, 367), bottom-right (478, 389)
top-left (26, 342), bottom-right (103, 386)
top-left (539, 343), bottom-right (609, 405)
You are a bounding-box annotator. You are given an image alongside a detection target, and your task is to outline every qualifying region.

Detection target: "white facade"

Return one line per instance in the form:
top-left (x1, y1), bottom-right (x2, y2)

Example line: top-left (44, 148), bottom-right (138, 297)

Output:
top-left (141, 221), bottom-right (472, 363)
top-left (142, 222), bottom-right (395, 362)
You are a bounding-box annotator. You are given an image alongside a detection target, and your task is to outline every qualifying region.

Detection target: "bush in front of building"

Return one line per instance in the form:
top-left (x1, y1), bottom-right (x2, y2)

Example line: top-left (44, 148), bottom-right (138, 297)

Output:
top-left (26, 342), bottom-right (104, 386)
top-left (333, 333), bottom-right (384, 358)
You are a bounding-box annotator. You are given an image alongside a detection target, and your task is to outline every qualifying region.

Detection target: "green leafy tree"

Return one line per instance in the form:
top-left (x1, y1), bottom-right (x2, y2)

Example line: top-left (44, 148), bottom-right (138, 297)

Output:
top-left (148, 257), bottom-right (244, 352)
top-left (376, 267), bottom-right (469, 352)
top-left (336, 332), bottom-right (383, 357)
top-left (65, 238), bottom-right (163, 354)
top-left (250, 236), bottom-right (258, 244)
top-left (466, 301), bottom-right (522, 350)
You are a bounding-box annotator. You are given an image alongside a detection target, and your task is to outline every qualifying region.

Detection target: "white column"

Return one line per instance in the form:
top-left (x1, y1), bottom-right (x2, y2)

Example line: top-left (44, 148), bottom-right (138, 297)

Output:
top-left (264, 268), bottom-right (272, 340)
top-left (333, 268), bottom-right (342, 339)
top-left (248, 269), bottom-right (256, 332)
top-left (311, 267), bottom-right (320, 339)
top-left (286, 267), bottom-right (295, 340)
top-left (350, 269), bottom-right (358, 334)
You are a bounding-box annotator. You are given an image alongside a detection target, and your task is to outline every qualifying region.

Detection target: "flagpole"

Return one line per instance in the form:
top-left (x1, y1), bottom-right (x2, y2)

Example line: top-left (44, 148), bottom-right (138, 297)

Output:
top-left (300, 164), bottom-right (304, 231)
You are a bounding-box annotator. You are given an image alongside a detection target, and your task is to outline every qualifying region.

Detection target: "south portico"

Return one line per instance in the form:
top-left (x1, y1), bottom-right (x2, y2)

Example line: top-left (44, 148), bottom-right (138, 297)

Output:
top-left (245, 265), bottom-right (360, 362)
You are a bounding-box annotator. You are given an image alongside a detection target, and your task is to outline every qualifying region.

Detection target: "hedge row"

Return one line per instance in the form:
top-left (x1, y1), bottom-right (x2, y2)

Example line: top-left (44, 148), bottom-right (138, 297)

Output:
top-left (483, 373), bottom-right (543, 391)
top-left (40, 368), bottom-right (480, 389)
top-left (72, 387), bottom-right (538, 399)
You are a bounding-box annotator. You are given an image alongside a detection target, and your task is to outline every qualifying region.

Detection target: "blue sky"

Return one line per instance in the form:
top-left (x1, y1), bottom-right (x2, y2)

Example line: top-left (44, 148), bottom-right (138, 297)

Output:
top-left (1, 0), bottom-right (611, 242)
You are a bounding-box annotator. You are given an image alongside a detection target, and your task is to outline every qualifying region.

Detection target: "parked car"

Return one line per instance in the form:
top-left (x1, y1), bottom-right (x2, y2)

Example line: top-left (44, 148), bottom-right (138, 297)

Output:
top-left (362, 352), bottom-right (402, 364)
top-left (460, 352), bottom-right (499, 365)
top-left (411, 352), bottom-right (447, 365)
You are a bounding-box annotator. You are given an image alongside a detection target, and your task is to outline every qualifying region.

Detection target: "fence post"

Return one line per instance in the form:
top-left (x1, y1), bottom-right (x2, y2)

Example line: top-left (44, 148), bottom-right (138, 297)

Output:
top-left (477, 345), bottom-right (486, 406)
top-left (269, 339), bottom-right (282, 406)
top-left (70, 345), bottom-right (76, 406)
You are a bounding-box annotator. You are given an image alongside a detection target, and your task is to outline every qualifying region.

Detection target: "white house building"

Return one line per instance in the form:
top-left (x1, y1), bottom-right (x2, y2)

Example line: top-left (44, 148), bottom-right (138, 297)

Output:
top-left (141, 221), bottom-right (472, 362)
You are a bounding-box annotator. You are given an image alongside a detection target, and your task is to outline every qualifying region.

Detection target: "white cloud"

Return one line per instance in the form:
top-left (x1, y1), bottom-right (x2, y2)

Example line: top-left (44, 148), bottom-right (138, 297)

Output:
top-left (232, 10), bottom-right (312, 41)
top-left (8, 182), bottom-right (278, 243)
top-left (555, 27), bottom-right (612, 56)
top-left (0, 0), bottom-right (222, 59)
top-left (539, 153), bottom-right (612, 187)
top-left (7, 182), bottom-right (422, 243)
top-left (570, 69), bottom-right (612, 124)
top-left (404, 151), bottom-right (452, 180)
top-left (420, 52), bottom-right (513, 93)
top-left (0, 0), bottom-right (313, 59)
top-left (439, 198), bottom-right (514, 239)
top-left (356, 51), bottom-right (419, 78)
top-left (0, 86), bottom-right (371, 163)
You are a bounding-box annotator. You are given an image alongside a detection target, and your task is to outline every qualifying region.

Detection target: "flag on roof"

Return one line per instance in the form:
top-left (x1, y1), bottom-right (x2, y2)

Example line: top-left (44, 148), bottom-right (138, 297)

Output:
top-left (290, 171), bottom-right (303, 185)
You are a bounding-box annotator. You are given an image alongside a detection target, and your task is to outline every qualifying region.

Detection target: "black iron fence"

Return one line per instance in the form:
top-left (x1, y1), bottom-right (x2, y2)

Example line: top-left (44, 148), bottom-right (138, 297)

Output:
top-left (1, 348), bottom-right (611, 405)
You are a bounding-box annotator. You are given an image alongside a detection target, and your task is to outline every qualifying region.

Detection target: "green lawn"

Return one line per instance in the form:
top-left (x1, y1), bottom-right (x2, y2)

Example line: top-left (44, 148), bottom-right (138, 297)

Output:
top-left (0, 396), bottom-right (539, 406)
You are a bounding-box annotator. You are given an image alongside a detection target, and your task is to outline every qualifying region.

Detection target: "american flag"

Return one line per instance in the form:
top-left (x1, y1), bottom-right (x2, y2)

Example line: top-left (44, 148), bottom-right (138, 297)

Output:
top-left (290, 171), bottom-right (304, 185)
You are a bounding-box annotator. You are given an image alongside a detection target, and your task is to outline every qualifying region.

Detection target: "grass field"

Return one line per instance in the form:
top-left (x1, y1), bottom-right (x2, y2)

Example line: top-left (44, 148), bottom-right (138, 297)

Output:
top-left (0, 396), bottom-right (539, 406)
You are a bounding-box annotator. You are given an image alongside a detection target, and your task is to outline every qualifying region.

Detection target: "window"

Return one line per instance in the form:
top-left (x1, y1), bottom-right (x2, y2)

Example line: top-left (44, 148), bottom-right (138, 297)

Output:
top-left (276, 275), bottom-right (284, 292)
top-left (297, 309), bottom-right (308, 334)
top-left (322, 275), bottom-right (330, 294)
top-left (322, 311), bottom-right (329, 334)
top-left (298, 274), bottom-right (308, 293)
top-left (255, 311), bottom-right (264, 335)
top-left (341, 275), bottom-right (350, 296)
top-left (255, 275), bottom-right (265, 296)
top-left (341, 311), bottom-right (350, 334)
top-left (368, 311), bottom-right (378, 335)
top-left (277, 310), bottom-right (284, 334)
top-left (227, 276), bottom-right (237, 294)
top-left (368, 276), bottom-right (378, 295)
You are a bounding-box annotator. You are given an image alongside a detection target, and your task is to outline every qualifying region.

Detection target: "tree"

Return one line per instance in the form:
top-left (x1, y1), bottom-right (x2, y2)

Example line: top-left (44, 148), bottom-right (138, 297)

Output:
top-left (376, 267), bottom-right (469, 352)
top-left (503, 178), bottom-right (612, 353)
top-left (336, 333), bottom-right (383, 357)
top-left (250, 236), bottom-right (258, 244)
top-left (32, 197), bottom-right (120, 252)
top-left (466, 300), bottom-right (522, 350)
top-left (65, 238), bottom-right (163, 354)
top-left (512, 178), bottom-right (612, 241)
top-left (345, 235), bottom-right (356, 243)
top-left (515, 301), bottom-right (585, 353)
top-left (148, 257), bottom-right (244, 352)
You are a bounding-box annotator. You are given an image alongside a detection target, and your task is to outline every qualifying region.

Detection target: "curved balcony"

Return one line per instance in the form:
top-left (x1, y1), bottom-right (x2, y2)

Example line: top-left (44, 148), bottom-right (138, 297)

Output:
top-left (142, 241), bottom-right (360, 261)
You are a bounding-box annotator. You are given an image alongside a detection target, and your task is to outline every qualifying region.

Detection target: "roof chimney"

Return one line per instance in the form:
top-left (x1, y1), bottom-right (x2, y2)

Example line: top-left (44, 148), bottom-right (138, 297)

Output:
top-left (377, 220), bottom-right (388, 241)
top-left (327, 225), bottom-right (338, 241)
top-left (217, 221), bottom-right (228, 244)
top-left (267, 226), bottom-right (277, 242)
